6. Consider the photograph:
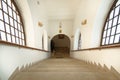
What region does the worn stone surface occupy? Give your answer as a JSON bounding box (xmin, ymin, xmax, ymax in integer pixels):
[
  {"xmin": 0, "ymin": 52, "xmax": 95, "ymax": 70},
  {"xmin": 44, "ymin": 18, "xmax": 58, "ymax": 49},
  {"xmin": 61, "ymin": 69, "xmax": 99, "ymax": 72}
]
[{"xmin": 13, "ymin": 58, "xmax": 119, "ymax": 80}]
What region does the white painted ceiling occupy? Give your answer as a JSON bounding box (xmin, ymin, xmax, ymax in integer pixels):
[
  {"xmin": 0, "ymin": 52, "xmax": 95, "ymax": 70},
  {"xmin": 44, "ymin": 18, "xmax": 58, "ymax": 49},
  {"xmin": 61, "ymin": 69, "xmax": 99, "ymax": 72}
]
[
  {"xmin": 33, "ymin": 0, "xmax": 81, "ymax": 20},
  {"xmin": 44, "ymin": 0, "xmax": 81, "ymax": 20}
]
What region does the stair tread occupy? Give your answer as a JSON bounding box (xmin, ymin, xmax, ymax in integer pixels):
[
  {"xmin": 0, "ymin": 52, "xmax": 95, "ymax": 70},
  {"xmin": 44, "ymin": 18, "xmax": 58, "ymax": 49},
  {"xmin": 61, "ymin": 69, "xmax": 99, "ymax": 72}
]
[{"xmin": 13, "ymin": 58, "xmax": 119, "ymax": 80}]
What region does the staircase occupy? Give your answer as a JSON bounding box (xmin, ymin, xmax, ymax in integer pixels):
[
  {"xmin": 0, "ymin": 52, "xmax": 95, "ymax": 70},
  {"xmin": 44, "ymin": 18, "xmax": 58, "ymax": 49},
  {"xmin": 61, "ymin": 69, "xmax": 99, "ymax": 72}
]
[{"xmin": 12, "ymin": 58, "xmax": 119, "ymax": 80}]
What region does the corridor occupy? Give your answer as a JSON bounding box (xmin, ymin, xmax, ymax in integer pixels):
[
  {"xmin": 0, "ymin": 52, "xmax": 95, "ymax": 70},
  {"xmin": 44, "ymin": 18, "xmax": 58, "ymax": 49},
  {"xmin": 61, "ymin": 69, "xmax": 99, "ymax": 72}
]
[
  {"xmin": 13, "ymin": 57, "xmax": 118, "ymax": 80},
  {"xmin": 0, "ymin": 0, "xmax": 120, "ymax": 80}
]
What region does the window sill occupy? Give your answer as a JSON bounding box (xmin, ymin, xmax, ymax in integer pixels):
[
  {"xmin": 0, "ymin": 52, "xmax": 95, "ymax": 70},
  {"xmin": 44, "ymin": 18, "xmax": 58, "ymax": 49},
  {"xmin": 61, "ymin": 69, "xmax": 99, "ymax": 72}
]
[
  {"xmin": 72, "ymin": 44, "xmax": 120, "ymax": 52},
  {"xmin": 0, "ymin": 40, "xmax": 50, "ymax": 52}
]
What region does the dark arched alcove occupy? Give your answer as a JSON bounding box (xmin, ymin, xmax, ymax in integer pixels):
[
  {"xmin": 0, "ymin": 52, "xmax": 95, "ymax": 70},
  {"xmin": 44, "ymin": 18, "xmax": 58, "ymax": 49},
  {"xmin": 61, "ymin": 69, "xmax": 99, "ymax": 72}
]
[{"xmin": 51, "ymin": 34, "xmax": 70, "ymax": 58}]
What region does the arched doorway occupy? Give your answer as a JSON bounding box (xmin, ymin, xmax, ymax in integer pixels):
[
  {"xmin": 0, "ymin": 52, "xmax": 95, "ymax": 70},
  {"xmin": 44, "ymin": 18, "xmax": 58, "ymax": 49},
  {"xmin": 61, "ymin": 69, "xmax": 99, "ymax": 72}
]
[{"xmin": 51, "ymin": 34, "xmax": 70, "ymax": 58}]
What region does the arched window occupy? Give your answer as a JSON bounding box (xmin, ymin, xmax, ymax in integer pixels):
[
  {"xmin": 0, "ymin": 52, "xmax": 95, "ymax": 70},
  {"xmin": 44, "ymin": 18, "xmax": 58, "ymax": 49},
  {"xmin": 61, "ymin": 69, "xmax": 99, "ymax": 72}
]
[
  {"xmin": 78, "ymin": 33, "xmax": 81, "ymax": 50},
  {"xmin": 42, "ymin": 34, "xmax": 44, "ymax": 50},
  {"xmin": 0, "ymin": 0, "xmax": 25, "ymax": 45},
  {"xmin": 101, "ymin": 0, "xmax": 120, "ymax": 45}
]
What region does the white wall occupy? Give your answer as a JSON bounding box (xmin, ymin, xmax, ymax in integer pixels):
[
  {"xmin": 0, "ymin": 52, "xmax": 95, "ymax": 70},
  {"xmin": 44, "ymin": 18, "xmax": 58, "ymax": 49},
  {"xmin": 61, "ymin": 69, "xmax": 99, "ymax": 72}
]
[
  {"xmin": 91, "ymin": 0, "xmax": 114, "ymax": 47},
  {"xmin": 0, "ymin": 0, "xmax": 50, "ymax": 80},
  {"xmin": 0, "ymin": 44, "xmax": 50, "ymax": 80},
  {"xmin": 27, "ymin": 0, "xmax": 49, "ymax": 49},
  {"xmin": 73, "ymin": 29, "xmax": 80, "ymax": 50},
  {"xmin": 71, "ymin": 48, "xmax": 120, "ymax": 73},
  {"xmin": 71, "ymin": 0, "xmax": 120, "ymax": 75},
  {"xmin": 43, "ymin": 30, "xmax": 48, "ymax": 50},
  {"xmin": 15, "ymin": 0, "xmax": 35, "ymax": 47},
  {"xmin": 73, "ymin": 0, "xmax": 101, "ymax": 49}
]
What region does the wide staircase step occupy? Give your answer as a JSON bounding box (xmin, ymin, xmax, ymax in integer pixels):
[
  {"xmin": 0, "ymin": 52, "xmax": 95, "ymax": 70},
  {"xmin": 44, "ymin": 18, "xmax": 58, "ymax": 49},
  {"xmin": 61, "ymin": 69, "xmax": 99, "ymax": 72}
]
[{"xmin": 13, "ymin": 58, "xmax": 119, "ymax": 80}]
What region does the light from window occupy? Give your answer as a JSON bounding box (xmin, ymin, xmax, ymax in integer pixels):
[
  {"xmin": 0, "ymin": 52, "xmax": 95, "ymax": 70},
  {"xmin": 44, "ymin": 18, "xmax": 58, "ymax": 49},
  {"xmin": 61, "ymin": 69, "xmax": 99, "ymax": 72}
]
[
  {"xmin": 0, "ymin": 0, "xmax": 25, "ymax": 45},
  {"xmin": 102, "ymin": 0, "xmax": 120, "ymax": 45},
  {"xmin": 78, "ymin": 33, "xmax": 81, "ymax": 50}
]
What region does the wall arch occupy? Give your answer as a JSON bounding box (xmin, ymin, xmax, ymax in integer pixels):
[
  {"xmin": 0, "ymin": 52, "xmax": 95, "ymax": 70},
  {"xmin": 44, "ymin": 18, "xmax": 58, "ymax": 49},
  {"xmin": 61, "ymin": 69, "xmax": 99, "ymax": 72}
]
[
  {"xmin": 73, "ymin": 29, "xmax": 81, "ymax": 50},
  {"xmin": 15, "ymin": 0, "xmax": 35, "ymax": 47},
  {"xmin": 91, "ymin": 0, "xmax": 115, "ymax": 48},
  {"xmin": 42, "ymin": 30, "xmax": 48, "ymax": 50},
  {"xmin": 51, "ymin": 34, "xmax": 70, "ymax": 49}
]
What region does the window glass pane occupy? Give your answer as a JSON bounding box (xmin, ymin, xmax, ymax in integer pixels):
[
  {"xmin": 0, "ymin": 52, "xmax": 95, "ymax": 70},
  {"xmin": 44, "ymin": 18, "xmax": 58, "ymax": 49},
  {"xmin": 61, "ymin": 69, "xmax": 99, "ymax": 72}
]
[
  {"xmin": 23, "ymin": 40, "xmax": 25, "ymax": 45},
  {"xmin": 114, "ymin": 6, "xmax": 119, "ymax": 16},
  {"xmin": 12, "ymin": 35, "xmax": 15, "ymax": 43},
  {"xmin": 103, "ymin": 31, "xmax": 106, "ymax": 37},
  {"xmin": 107, "ymin": 29, "xmax": 111, "ymax": 36},
  {"xmin": 2, "ymin": 1, "xmax": 8, "ymax": 13},
  {"xmin": 15, "ymin": 29, "xmax": 18, "ymax": 37},
  {"xmin": 113, "ymin": 16, "xmax": 118, "ymax": 26},
  {"xmin": 16, "ymin": 37, "xmax": 19, "ymax": 44},
  {"xmin": 108, "ymin": 20, "xmax": 112, "ymax": 28},
  {"xmin": 19, "ymin": 31, "xmax": 21, "ymax": 38},
  {"xmin": 109, "ymin": 36, "xmax": 114, "ymax": 44},
  {"xmin": 0, "ymin": 3, "xmax": 1, "ymax": 8},
  {"xmin": 3, "ymin": 0, "xmax": 6, "ymax": 2},
  {"xmin": 114, "ymin": 34, "xmax": 120, "ymax": 43},
  {"xmin": 7, "ymin": 0, "xmax": 11, "ymax": 7},
  {"xmin": 1, "ymin": 31, "xmax": 6, "ymax": 40},
  {"xmin": 17, "ymin": 15, "xmax": 20, "ymax": 23},
  {"xmin": 116, "ymin": 24, "xmax": 120, "ymax": 34},
  {"xmin": 7, "ymin": 33, "xmax": 11, "ymax": 42},
  {"xmin": 116, "ymin": 0, "xmax": 120, "ymax": 6},
  {"xmin": 11, "ymin": 27, "xmax": 14, "ymax": 35},
  {"xmin": 21, "ymin": 25, "xmax": 23, "ymax": 32},
  {"xmin": 13, "ymin": 11, "xmax": 16, "ymax": 20},
  {"xmin": 12, "ymin": 4, "xmax": 15, "ymax": 11},
  {"xmin": 105, "ymin": 22, "xmax": 108, "ymax": 30},
  {"xmin": 0, "ymin": 10, "xmax": 3, "ymax": 20},
  {"xmin": 0, "ymin": 31, "xmax": 1, "ymax": 39},
  {"xmin": 14, "ymin": 20, "xmax": 17, "ymax": 28},
  {"xmin": 102, "ymin": 38, "xmax": 105, "ymax": 45},
  {"xmin": 118, "ymin": 16, "xmax": 120, "ymax": 23},
  {"xmin": 10, "ymin": 17, "xmax": 13, "ymax": 26},
  {"xmin": 0, "ymin": 20, "xmax": 5, "ymax": 31},
  {"xmin": 8, "ymin": 7, "xmax": 12, "ymax": 17},
  {"xmin": 4, "ymin": 13, "xmax": 9, "ymax": 23},
  {"xmin": 6, "ymin": 23, "xmax": 10, "ymax": 33},
  {"xmin": 20, "ymin": 39, "xmax": 22, "ymax": 45},
  {"xmin": 18, "ymin": 24, "xmax": 21, "ymax": 31},
  {"xmin": 111, "ymin": 26, "xmax": 116, "ymax": 35},
  {"xmin": 105, "ymin": 37, "xmax": 109, "ymax": 44},
  {"xmin": 22, "ymin": 33, "xmax": 24, "ymax": 39},
  {"xmin": 109, "ymin": 10, "xmax": 114, "ymax": 19}
]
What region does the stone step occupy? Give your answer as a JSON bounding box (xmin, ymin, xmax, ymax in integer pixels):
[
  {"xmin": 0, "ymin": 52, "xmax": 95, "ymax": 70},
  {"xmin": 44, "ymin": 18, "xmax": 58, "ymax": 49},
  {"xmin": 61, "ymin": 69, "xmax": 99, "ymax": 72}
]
[{"xmin": 12, "ymin": 58, "xmax": 119, "ymax": 80}]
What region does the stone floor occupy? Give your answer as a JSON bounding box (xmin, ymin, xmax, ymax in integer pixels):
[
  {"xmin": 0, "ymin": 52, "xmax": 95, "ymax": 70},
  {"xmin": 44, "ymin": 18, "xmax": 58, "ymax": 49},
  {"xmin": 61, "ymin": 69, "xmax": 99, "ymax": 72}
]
[{"xmin": 13, "ymin": 58, "xmax": 119, "ymax": 80}]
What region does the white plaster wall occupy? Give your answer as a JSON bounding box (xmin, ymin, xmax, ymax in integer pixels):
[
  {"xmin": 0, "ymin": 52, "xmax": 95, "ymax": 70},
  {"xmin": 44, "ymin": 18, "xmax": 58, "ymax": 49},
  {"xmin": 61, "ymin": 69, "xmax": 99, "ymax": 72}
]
[
  {"xmin": 91, "ymin": 0, "xmax": 114, "ymax": 47},
  {"xmin": 71, "ymin": 0, "xmax": 120, "ymax": 75},
  {"xmin": 73, "ymin": 0, "xmax": 101, "ymax": 49},
  {"xmin": 0, "ymin": 44, "xmax": 50, "ymax": 80},
  {"xmin": 27, "ymin": 0, "xmax": 49, "ymax": 49},
  {"xmin": 73, "ymin": 29, "xmax": 80, "ymax": 50},
  {"xmin": 43, "ymin": 30, "xmax": 48, "ymax": 50},
  {"xmin": 15, "ymin": 0, "xmax": 35, "ymax": 47},
  {"xmin": 71, "ymin": 48, "xmax": 120, "ymax": 73},
  {"xmin": 0, "ymin": 1, "xmax": 50, "ymax": 80},
  {"xmin": 48, "ymin": 19, "xmax": 74, "ymax": 49}
]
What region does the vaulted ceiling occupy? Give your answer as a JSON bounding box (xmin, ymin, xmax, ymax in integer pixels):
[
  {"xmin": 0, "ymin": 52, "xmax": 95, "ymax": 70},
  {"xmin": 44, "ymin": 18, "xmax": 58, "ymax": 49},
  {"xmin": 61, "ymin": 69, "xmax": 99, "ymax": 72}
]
[
  {"xmin": 44, "ymin": 0, "xmax": 81, "ymax": 20},
  {"xmin": 27, "ymin": 0, "xmax": 82, "ymax": 20}
]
